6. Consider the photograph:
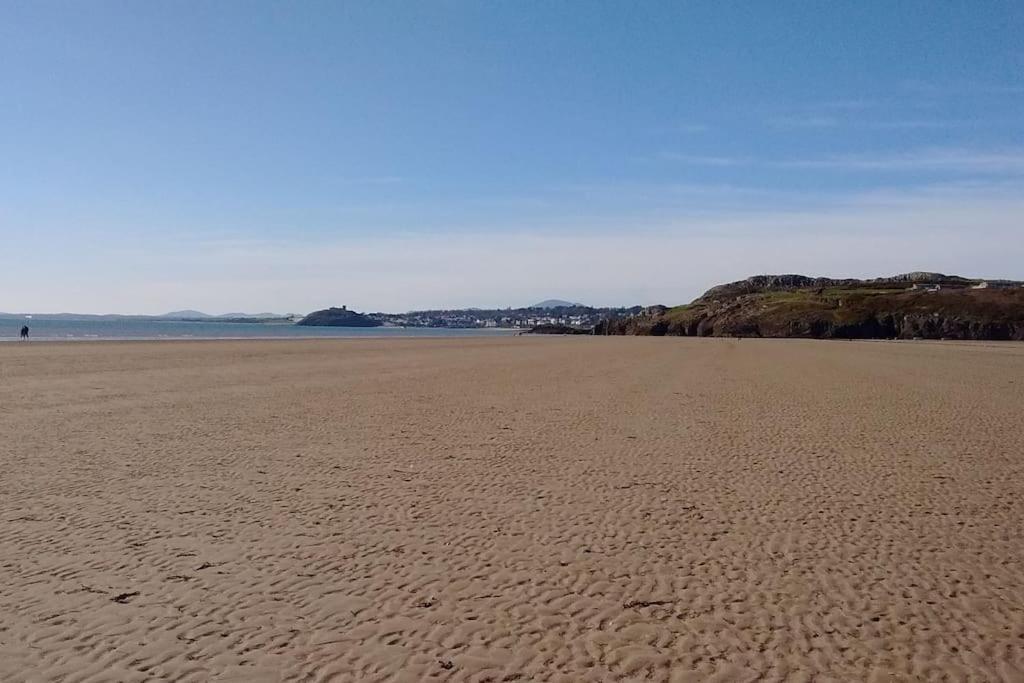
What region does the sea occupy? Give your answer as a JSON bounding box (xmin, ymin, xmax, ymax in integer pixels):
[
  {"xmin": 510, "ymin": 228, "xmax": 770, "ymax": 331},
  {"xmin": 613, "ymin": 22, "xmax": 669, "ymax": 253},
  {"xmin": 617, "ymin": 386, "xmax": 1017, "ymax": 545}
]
[{"xmin": 0, "ymin": 317, "xmax": 519, "ymax": 342}]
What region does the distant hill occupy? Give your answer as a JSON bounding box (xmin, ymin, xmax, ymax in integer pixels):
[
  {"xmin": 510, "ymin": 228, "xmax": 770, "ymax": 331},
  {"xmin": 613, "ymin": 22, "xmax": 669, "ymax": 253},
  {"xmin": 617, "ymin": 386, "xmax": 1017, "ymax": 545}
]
[
  {"xmin": 531, "ymin": 299, "xmax": 582, "ymax": 309},
  {"xmin": 219, "ymin": 312, "xmax": 287, "ymax": 319},
  {"xmin": 160, "ymin": 310, "xmax": 213, "ymax": 319},
  {"xmin": 296, "ymin": 306, "xmax": 381, "ymax": 327},
  {"xmin": 595, "ymin": 273, "xmax": 1024, "ymax": 340},
  {"xmin": 160, "ymin": 311, "xmax": 292, "ymax": 320}
]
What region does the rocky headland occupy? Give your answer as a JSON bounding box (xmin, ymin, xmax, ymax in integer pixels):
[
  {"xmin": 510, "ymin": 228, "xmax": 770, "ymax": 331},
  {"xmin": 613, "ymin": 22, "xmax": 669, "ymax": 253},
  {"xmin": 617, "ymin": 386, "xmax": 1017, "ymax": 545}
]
[{"xmin": 595, "ymin": 273, "xmax": 1024, "ymax": 340}]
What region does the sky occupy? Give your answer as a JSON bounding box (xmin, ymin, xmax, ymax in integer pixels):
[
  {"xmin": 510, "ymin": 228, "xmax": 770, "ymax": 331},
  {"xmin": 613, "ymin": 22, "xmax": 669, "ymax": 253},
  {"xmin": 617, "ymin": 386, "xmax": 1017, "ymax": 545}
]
[{"xmin": 1, "ymin": 1, "xmax": 1022, "ymax": 314}]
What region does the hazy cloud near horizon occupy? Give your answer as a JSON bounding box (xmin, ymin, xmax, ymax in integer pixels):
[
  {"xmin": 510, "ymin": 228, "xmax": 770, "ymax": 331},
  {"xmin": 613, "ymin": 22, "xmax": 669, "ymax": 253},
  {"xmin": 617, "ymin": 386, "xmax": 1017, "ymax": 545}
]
[{"xmin": 4, "ymin": 184, "xmax": 1021, "ymax": 315}]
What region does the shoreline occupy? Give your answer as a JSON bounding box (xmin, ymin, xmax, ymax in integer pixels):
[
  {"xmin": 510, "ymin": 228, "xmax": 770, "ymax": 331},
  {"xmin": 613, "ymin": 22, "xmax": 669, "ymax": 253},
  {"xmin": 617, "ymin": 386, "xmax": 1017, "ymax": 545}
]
[
  {"xmin": 3, "ymin": 333, "xmax": 1022, "ymax": 348},
  {"xmin": 0, "ymin": 328, "xmax": 522, "ymax": 344}
]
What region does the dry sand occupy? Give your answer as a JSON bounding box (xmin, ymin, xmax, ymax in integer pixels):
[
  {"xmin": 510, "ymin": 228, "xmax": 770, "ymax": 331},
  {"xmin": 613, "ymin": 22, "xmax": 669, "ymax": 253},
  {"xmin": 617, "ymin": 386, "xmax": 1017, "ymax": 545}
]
[{"xmin": 1, "ymin": 337, "xmax": 1023, "ymax": 682}]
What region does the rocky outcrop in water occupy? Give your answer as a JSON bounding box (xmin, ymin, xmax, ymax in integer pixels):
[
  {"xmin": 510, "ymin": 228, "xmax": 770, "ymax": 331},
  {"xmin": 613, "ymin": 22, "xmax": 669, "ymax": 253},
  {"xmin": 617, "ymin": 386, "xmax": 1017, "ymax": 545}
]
[{"xmin": 296, "ymin": 306, "xmax": 381, "ymax": 327}]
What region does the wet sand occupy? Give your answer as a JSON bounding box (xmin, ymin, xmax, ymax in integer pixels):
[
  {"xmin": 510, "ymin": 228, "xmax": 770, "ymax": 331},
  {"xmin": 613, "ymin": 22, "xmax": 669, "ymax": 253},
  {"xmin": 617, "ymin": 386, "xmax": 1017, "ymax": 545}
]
[{"xmin": 1, "ymin": 337, "xmax": 1023, "ymax": 682}]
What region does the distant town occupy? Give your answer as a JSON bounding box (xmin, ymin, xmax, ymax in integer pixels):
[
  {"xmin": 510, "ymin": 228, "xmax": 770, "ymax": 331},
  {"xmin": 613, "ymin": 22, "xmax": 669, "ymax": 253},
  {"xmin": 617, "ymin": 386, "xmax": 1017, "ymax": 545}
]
[{"xmin": 363, "ymin": 303, "xmax": 641, "ymax": 329}]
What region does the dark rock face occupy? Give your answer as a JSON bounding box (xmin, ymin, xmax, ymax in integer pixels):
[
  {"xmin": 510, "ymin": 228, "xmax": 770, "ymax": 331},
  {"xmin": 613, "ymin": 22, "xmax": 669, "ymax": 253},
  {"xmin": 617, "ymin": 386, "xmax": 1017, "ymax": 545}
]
[
  {"xmin": 528, "ymin": 324, "xmax": 592, "ymax": 335},
  {"xmin": 597, "ymin": 274, "xmax": 1024, "ymax": 341},
  {"xmin": 296, "ymin": 307, "xmax": 381, "ymax": 327}
]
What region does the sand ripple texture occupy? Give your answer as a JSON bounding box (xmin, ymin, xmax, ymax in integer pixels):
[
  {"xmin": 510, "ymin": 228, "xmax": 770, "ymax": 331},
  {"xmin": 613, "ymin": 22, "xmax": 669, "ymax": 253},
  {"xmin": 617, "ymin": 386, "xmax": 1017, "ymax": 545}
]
[{"xmin": 1, "ymin": 337, "xmax": 1023, "ymax": 682}]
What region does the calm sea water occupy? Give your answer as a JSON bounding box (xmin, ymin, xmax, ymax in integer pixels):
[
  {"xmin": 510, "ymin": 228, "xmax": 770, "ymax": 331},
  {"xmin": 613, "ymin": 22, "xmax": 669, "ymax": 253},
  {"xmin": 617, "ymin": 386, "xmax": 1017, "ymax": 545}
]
[{"xmin": 0, "ymin": 318, "xmax": 519, "ymax": 341}]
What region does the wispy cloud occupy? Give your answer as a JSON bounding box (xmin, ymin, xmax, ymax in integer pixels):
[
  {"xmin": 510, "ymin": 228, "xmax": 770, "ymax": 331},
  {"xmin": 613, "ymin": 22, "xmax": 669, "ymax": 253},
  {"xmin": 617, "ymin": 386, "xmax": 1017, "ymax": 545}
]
[
  {"xmin": 659, "ymin": 153, "xmax": 751, "ymax": 166},
  {"xmin": 333, "ymin": 175, "xmax": 405, "ymax": 185},
  {"xmin": 815, "ymin": 99, "xmax": 879, "ymax": 111},
  {"xmin": 780, "ymin": 148, "xmax": 1024, "ymax": 173},
  {"xmin": 861, "ymin": 120, "xmax": 964, "ymax": 130},
  {"xmin": 763, "ymin": 93, "xmax": 994, "ymax": 130},
  {"xmin": 768, "ymin": 115, "xmax": 840, "ymax": 129},
  {"xmin": 662, "ymin": 147, "xmax": 1024, "ymax": 174},
  {"xmin": 903, "ymin": 79, "xmax": 1024, "ymax": 96},
  {"xmin": 676, "ymin": 123, "xmax": 711, "ymax": 134},
  {"xmin": 767, "ymin": 111, "xmax": 965, "ymax": 131}
]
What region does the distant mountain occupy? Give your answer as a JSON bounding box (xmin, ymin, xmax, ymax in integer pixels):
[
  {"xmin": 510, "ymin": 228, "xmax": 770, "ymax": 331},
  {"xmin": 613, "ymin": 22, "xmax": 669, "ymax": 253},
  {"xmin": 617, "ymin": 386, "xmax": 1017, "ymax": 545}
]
[
  {"xmin": 296, "ymin": 306, "xmax": 381, "ymax": 328},
  {"xmin": 159, "ymin": 311, "xmax": 290, "ymax": 320},
  {"xmin": 219, "ymin": 312, "xmax": 286, "ymax": 319},
  {"xmin": 596, "ymin": 272, "xmax": 1024, "ymax": 340},
  {"xmin": 531, "ymin": 299, "xmax": 582, "ymax": 309},
  {"xmin": 160, "ymin": 310, "xmax": 213, "ymax": 319}
]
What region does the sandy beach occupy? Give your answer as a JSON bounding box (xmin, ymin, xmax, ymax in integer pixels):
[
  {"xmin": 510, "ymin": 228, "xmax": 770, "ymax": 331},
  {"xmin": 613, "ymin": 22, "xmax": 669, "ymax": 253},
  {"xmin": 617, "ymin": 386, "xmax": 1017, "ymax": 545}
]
[{"xmin": 1, "ymin": 337, "xmax": 1023, "ymax": 682}]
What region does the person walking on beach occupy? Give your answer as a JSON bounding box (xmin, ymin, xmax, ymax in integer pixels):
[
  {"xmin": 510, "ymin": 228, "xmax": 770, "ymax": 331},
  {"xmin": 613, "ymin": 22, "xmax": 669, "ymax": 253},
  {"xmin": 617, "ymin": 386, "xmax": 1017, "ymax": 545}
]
[{"xmin": 20, "ymin": 325, "xmax": 29, "ymax": 340}]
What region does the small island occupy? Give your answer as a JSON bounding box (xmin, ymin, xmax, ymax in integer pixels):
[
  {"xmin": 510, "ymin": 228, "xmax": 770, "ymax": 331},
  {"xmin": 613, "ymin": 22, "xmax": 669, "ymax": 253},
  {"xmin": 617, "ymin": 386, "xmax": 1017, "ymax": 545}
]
[{"xmin": 295, "ymin": 306, "xmax": 381, "ymax": 327}]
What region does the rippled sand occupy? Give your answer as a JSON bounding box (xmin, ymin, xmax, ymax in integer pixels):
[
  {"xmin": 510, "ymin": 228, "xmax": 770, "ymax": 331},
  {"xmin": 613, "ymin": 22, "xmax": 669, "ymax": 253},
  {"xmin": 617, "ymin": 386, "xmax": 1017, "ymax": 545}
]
[{"xmin": 2, "ymin": 337, "xmax": 1023, "ymax": 682}]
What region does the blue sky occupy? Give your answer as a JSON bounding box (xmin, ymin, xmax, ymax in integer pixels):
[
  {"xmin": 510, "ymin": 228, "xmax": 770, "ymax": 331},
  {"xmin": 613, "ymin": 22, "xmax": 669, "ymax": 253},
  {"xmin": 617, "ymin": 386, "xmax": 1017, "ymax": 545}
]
[{"xmin": 1, "ymin": 1, "xmax": 1022, "ymax": 313}]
